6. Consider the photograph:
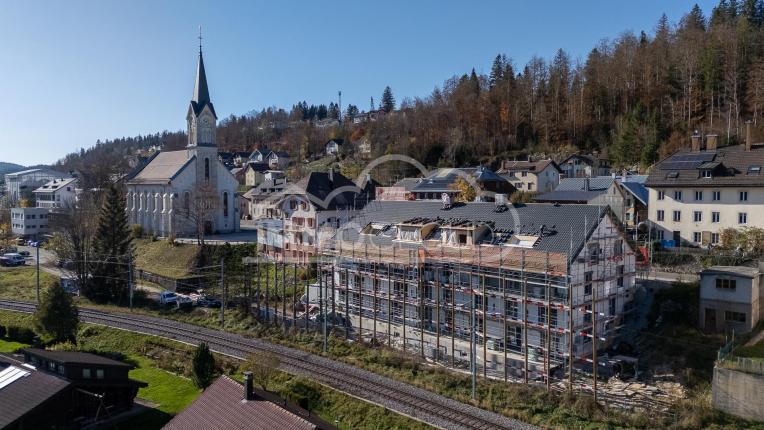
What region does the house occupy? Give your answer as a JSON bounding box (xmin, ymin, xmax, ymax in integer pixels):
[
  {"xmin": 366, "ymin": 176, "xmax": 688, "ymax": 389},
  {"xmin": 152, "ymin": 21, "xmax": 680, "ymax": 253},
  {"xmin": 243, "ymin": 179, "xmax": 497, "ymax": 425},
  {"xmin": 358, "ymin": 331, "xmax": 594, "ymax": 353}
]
[
  {"xmin": 699, "ymin": 264, "xmax": 764, "ymax": 333},
  {"xmin": 354, "ymin": 136, "xmax": 373, "ymax": 159},
  {"xmin": 241, "ymin": 178, "xmax": 289, "ymax": 220},
  {"xmin": 0, "ymin": 353, "xmax": 72, "ymax": 430},
  {"xmin": 645, "ymin": 130, "xmax": 764, "ymax": 247},
  {"xmin": 264, "ymin": 170, "xmax": 285, "ymax": 182},
  {"xmin": 559, "ymin": 153, "xmax": 612, "ymax": 178},
  {"xmin": 163, "ymin": 373, "xmax": 336, "ymax": 430},
  {"xmin": 325, "ymin": 139, "xmax": 344, "ymax": 156},
  {"xmin": 375, "ymin": 177, "xmax": 418, "ymax": 201},
  {"xmin": 229, "ymin": 167, "xmax": 246, "ymax": 185},
  {"xmin": 618, "ymin": 175, "xmax": 649, "ymax": 227},
  {"xmin": 218, "ymin": 151, "xmax": 234, "ymax": 168},
  {"xmin": 232, "ymin": 151, "xmax": 253, "ymax": 167},
  {"xmin": 409, "ymin": 166, "xmax": 515, "ymax": 202},
  {"xmin": 4, "ymin": 168, "xmax": 71, "ymax": 203},
  {"xmin": 266, "ymin": 150, "xmax": 291, "ymax": 169},
  {"xmin": 244, "ymin": 162, "xmax": 271, "ymax": 186},
  {"xmin": 32, "ymin": 177, "xmax": 78, "ymax": 209},
  {"xmin": 534, "ymin": 176, "xmax": 628, "ymax": 224},
  {"xmin": 249, "ymin": 147, "xmax": 271, "ymax": 163},
  {"xmin": 126, "ymin": 45, "xmax": 240, "ymax": 237},
  {"xmin": 324, "ymin": 200, "xmax": 635, "ymax": 383},
  {"xmin": 498, "ymin": 159, "xmax": 561, "ymax": 193},
  {"xmin": 10, "ymin": 207, "xmax": 51, "ymax": 239}
]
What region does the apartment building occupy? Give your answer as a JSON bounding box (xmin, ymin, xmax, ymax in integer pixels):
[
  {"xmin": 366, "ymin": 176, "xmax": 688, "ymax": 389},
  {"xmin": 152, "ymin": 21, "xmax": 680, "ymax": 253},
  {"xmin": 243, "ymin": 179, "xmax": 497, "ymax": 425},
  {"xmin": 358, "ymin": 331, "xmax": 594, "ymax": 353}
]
[
  {"xmin": 10, "ymin": 207, "xmax": 52, "ymax": 239},
  {"xmin": 32, "ymin": 177, "xmax": 77, "ymax": 209},
  {"xmin": 498, "ymin": 160, "xmax": 561, "ymax": 193},
  {"xmin": 645, "ymin": 134, "xmax": 764, "ymax": 246},
  {"xmin": 319, "ymin": 200, "xmax": 636, "ymax": 385}
]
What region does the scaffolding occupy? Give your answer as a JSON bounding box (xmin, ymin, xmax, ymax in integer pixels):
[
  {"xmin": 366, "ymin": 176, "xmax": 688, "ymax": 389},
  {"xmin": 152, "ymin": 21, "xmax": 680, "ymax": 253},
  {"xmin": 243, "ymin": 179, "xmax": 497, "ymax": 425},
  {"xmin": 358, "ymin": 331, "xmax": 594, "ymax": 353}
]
[{"xmin": 315, "ymin": 211, "xmax": 637, "ymax": 394}]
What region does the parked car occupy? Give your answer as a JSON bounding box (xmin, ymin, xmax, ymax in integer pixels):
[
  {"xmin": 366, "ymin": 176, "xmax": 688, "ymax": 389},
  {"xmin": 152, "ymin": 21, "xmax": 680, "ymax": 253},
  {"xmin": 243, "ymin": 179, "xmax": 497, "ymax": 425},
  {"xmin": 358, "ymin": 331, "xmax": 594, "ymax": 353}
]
[
  {"xmin": 196, "ymin": 295, "xmax": 221, "ymax": 308},
  {"xmin": 2, "ymin": 253, "xmax": 26, "ymax": 266},
  {"xmin": 18, "ymin": 250, "xmax": 30, "ymax": 257},
  {"xmin": 158, "ymin": 291, "xmax": 177, "ymax": 306},
  {"xmin": 0, "ymin": 257, "xmax": 12, "ymax": 267},
  {"xmin": 176, "ymin": 294, "xmax": 193, "ymax": 309},
  {"xmin": 15, "ymin": 238, "xmax": 25, "ymax": 246}
]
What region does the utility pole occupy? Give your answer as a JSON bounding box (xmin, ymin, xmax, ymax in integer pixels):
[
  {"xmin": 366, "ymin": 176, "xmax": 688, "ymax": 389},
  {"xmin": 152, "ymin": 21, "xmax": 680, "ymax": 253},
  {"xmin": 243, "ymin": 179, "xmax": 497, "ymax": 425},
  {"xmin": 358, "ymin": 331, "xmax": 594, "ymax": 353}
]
[
  {"xmin": 128, "ymin": 253, "xmax": 133, "ymax": 311},
  {"xmin": 35, "ymin": 244, "xmax": 40, "ymax": 304},
  {"xmin": 219, "ymin": 258, "xmax": 226, "ymax": 326}
]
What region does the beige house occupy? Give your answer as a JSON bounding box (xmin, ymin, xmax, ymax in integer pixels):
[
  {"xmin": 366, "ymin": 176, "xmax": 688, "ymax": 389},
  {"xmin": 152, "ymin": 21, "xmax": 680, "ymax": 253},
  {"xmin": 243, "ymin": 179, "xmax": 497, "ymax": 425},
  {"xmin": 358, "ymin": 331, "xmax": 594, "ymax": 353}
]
[
  {"xmin": 645, "ymin": 133, "xmax": 764, "ymax": 246},
  {"xmin": 699, "ymin": 264, "xmax": 764, "ymax": 333},
  {"xmin": 499, "ymin": 160, "xmax": 561, "ymax": 193},
  {"xmin": 243, "ymin": 162, "xmax": 269, "ymax": 186}
]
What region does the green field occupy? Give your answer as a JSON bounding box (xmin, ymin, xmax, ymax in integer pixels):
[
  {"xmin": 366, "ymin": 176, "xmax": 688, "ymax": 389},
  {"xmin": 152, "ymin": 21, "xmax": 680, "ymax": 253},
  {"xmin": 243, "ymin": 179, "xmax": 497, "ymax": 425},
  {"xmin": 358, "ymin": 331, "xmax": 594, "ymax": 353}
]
[
  {"xmin": 0, "ymin": 338, "xmax": 29, "ymax": 353},
  {"xmin": 0, "ymin": 266, "xmax": 59, "ymax": 301},
  {"xmin": 133, "ymin": 239, "xmax": 200, "ymax": 279}
]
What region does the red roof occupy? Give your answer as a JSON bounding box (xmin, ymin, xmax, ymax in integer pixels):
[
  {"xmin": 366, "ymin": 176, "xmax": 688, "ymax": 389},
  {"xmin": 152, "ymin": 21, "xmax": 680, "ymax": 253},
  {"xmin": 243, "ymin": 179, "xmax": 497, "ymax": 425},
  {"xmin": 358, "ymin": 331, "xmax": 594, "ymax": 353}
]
[{"xmin": 162, "ymin": 375, "xmax": 320, "ymax": 430}]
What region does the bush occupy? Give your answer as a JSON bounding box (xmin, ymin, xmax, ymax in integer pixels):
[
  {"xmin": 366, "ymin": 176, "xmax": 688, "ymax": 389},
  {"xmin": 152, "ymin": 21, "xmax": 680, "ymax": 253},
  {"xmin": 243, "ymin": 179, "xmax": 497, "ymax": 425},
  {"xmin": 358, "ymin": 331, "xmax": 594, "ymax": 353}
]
[
  {"xmin": 652, "ymin": 252, "xmax": 694, "ymax": 266},
  {"xmin": 6, "ymin": 325, "xmax": 36, "ymax": 344},
  {"xmin": 130, "ymin": 224, "xmax": 143, "ymax": 239},
  {"xmin": 0, "ymin": 325, "xmax": 5, "ymax": 338}
]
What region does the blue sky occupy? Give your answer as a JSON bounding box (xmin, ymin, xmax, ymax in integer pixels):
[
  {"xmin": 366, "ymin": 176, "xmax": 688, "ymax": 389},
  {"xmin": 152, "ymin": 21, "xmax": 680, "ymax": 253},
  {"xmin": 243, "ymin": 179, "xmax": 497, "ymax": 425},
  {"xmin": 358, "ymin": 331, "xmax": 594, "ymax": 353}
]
[{"xmin": 0, "ymin": 0, "xmax": 717, "ymax": 166}]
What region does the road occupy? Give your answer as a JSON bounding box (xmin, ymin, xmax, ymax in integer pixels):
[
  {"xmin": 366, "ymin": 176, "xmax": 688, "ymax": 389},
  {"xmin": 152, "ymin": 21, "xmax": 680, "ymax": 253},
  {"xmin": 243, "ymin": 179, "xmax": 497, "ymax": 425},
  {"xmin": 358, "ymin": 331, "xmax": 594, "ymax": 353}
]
[{"xmin": 0, "ymin": 299, "xmax": 538, "ymax": 430}]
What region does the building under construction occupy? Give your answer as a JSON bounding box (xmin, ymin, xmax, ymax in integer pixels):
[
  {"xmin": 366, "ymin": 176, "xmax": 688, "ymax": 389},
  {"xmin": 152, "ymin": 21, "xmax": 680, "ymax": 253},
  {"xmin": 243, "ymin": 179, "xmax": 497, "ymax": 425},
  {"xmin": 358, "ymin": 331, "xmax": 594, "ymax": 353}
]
[{"xmin": 318, "ymin": 200, "xmax": 636, "ymax": 389}]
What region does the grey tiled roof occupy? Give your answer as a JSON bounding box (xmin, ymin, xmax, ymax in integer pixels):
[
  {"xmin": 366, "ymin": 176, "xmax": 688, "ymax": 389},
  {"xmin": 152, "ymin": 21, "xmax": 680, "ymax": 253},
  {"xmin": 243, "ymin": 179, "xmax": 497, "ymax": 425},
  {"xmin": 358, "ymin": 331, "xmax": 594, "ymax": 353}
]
[
  {"xmin": 127, "ymin": 150, "xmax": 193, "ymax": 184},
  {"xmin": 555, "ymin": 176, "xmax": 614, "ymax": 191},
  {"xmin": 341, "ymin": 200, "xmax": 605, "ymax": 255},
  {"xmin": 645, "ymin": 144, "xmax": 764, "ymax": 187},
  {"xmin": 534, "ymin": 190, "xmax": 603, "ymax": 202}
]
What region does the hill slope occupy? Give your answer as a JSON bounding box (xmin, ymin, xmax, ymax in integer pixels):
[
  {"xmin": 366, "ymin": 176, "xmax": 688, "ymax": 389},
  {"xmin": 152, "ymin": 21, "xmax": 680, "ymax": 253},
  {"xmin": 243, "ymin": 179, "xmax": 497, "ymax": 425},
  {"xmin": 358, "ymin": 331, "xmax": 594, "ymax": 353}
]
[{"xmin": 0, "ymin": 162, "xmax": 25, "ymax": 176}]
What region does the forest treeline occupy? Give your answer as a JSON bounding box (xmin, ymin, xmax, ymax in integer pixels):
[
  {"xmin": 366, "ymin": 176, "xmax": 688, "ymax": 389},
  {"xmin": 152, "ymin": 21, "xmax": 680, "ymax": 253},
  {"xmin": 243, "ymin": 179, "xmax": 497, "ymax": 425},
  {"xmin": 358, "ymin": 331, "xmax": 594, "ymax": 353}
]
[{"xmin": 56, "ymin": 1, "xmax": 764, "ymax": 185}]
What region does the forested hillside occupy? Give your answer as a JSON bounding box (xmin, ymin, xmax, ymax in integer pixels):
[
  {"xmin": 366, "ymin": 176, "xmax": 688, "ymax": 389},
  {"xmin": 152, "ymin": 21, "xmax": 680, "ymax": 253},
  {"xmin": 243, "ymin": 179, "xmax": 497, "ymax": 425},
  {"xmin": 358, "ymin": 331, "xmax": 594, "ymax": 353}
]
[{"xmin": 56, "ymin": 1, "xmax": 764, "ymax": 182}]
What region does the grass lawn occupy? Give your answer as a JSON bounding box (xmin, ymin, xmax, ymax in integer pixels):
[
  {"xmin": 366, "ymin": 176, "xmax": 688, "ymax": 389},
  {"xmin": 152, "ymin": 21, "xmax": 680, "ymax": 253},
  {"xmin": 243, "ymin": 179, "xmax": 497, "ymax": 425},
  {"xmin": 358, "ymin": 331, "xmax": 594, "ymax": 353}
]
[
  {"xmin": 735, "ymin": 338, "xmax": 764, "ymax": 358},
  {"xmin": 0, "ymin": 338, "xmax": 29, "ymax": 353},
  {"xmin": 129, "ymin": 355, "xmax": 200, "ymax": 414},
  {"xmin": 134, "ymin": 239, "xmax": 199, "ymax": 279},
  {"xmin": 0, "ymin": 266, "xmax": 59, "ymax": 301}
]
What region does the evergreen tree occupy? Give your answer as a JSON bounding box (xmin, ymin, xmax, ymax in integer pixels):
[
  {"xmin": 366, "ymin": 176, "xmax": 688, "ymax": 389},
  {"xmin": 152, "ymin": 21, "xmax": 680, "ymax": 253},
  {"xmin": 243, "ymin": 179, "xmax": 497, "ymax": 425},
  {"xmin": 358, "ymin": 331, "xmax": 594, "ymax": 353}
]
[
  {"xmin": 328, "ymin": 102, "xmax": 340, "ymax": 120},
  {"xmin": 316, "ymin": 104, "xmax": 328, "ymax": 120},
  {"xmin": 192, "ymin": 342, "xmax": 216, "ymax": 389},
  {"xmin": 469, "ymin": 68, "xmax": 481, "ymax": 95},
  {"xmin": 381, "ymin": 86, "xmax": 395, "ymax": 113},
  {"xmin": 86, "ymin": 185, "xmax": 133, "ymax": 304},
  {"xmin": 489, "ymin": 54, "xmax": 506, "ymax": 88},
  {"xmin": 345, "ymin": 104, "xmax": 359, "ymax": 119},
  {"xmin": 33, "ymin": 283, "xmax": 79, "ymax": 343}
]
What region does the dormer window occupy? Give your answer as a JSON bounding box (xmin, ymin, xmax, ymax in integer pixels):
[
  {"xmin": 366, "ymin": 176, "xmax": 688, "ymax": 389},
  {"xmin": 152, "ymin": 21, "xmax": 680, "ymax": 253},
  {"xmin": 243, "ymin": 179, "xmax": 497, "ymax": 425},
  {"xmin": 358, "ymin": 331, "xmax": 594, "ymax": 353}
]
[
  {"xmin": 701, "ymin": 170, "xmax": 712, "ymax": 178},
  {"xmin": 748, "ymin": 165, "xmax": 761, "ymax": 175},
  {"xmin": 667, "ymin": 172, "xmax": 679, "ymax": 179}
]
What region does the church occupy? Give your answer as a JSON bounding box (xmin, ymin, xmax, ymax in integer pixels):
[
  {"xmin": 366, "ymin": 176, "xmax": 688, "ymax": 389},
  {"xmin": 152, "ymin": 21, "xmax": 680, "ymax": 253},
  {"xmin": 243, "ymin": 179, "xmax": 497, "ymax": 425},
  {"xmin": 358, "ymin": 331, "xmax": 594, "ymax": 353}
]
[{"xmin": 126, "ymin": 43, "xmax": 240, "ymax": 237}]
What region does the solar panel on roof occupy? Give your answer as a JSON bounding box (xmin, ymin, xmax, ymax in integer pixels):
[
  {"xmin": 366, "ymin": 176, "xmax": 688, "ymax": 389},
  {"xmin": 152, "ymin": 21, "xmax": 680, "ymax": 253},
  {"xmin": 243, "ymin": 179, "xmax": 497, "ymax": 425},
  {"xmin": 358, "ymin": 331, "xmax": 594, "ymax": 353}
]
[{"xmin": 0, "ymin": 366, "xmax": 30, "ymax": 390}]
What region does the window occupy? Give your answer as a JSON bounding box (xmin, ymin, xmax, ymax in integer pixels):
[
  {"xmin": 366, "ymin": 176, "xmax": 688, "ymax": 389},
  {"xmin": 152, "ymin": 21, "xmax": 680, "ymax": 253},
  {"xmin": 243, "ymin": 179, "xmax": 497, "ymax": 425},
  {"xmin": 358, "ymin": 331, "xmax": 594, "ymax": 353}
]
[
  {"xmin": 658, "ymin": 191, "xmax": 665, "ymax": 200},
  {"xmin": 521, "ymin": 171, "xmax": 527, "ymax": 177},
  {"xmin": 223, "ymin": 192, "xmax": 229, "ymax": 217},
  {"xmin": 657, "ymin": 230, "xmax": 665, "ymax": 240},
  {"xmin": 739, "ymin": 213, "xmax": 747, "ymax": 224},
  {"xmin": 673, "ymin": 210, "xmax": 681, "ymax": 222},
  {"xmin": 712, "ymin": 212, "xmax": 720, "ymax": 223},
  {"xmin": 204, "ymin": 158, "xmax": 210, "ymax": 181},
  {"xmin": 711, "ymin": 233, "xmax": 720, "ymax": 244},
  {"xmin": 695, "ymin": 191, "xmax": 703, "ymax": 201},
  {"xmin": 716, "ymin": 278, "xmax": 737, "ymax": 290},
  {"xmin": 693, "ymin": 232, "xmax": 702, "ymax": 243},
  {"xmin": 83, "ymin": 368, "xmax": 91, "ymax": 378},
  {"xmin": 674, "ymin": 191, "xmax": 682, "ymax": 201},
  {"xmin": 693, "ymin": 211, "xmax": 702, "ymax": 222},
  {"xmin": 748, "ymin": 165, "xmax": 761, "ymax": 175},
  {"xmin": 657, "ymin": 210, "xmax": 665, "ymax": 221},
  {"xmin": 712, "ymin": 190, "xmax": 721, "ymax": 201},
  {"xmin": 183, "ymin": 192, "xmax": 190, "ymax": 214},
  {"xmin": 740, "ymin": 191, "xmax": 748, "ymax": 201},
  {"xmin": 48, "ymin": 361, "xmax": 56, "ymax": 371},
  {"xmin": 609, "ymin": 297, "xmax": 616, "ymax": 316},
  {"xmin": 584, "ymin": 305, "xmax": 592, "ymax": 324},
  {"xmin": 725, "ymin": 311, "xmax": 746, "ymax": 323},
  {"xmin": 96, "ymin": 369, "xmax": 104, "ymax": 379},
  {"xmin": 701, "ymin": 170, "xmax": 712, "ymax": 178},
  {"xmin": 584, "ymin": 271, "xmax": 593, "ymax": 295}
]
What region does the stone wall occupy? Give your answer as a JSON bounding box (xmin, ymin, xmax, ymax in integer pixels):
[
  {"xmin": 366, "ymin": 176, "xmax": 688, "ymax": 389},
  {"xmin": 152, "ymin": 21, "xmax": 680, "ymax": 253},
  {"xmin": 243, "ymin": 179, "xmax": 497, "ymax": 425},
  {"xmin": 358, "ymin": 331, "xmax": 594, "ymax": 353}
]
[{"xmin": 713, "ymin": 366, "xmax": 764, "ymax": 422}]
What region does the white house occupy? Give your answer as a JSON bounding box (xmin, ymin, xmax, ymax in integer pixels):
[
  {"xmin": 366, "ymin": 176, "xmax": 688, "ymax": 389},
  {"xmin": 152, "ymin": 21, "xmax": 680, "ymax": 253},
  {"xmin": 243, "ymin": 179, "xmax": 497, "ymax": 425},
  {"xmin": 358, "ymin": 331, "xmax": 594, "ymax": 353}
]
[
  {"xmin": 266, "ymin": 151, "xmax": 291, "ymax": 169},
  {"xmin": 10, "ymin": 207, "xmax": 51, "ymax": 239},
  {"xmin": 325, "ymin": 139, "xmax": 344, "ymax": 156},
  {"xmin": 699, "ymin": 264, "xmax": 764, "ymax": 333},
  {"xmin": 499, "ymin": 160, "xmax": 561, "ymax": 193},
  {"xmin": 125, "ymin": 44, "xmax": 239, "ymax": 237},
  {"xmin": 645, "ymin": 134, "xmax": 764, "ymax": 246},
  {"xmin": 32, "ymin": 178, "xmax": 78, "ymax": 209},
  {"xmin": 559, "ymin": 154, "xmax": 612, "ymax": 178}
]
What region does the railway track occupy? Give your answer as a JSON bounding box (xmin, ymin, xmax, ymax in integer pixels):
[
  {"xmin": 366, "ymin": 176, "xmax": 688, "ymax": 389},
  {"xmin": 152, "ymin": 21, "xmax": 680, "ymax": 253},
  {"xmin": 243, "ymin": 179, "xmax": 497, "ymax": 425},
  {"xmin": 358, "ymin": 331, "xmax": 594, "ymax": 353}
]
[{"xmin": 0, "ymin": 299, "xmax": 537, "ymax": 430}]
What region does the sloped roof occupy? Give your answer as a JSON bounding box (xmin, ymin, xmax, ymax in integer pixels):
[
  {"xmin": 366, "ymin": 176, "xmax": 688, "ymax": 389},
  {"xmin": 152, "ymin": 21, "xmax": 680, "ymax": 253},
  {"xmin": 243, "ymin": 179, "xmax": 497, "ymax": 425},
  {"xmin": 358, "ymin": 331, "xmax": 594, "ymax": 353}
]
[
  {"xmin": 341, "ymin": 200, "xmax": 605, "ymax": 255},
  {"xmin": 190, "ymin": 51, "xmax": 216, "ymax": 118},
  {"xmin": 411, "ymin": 167, "xmax": 507, "ymax": 193},
  {"xmin": 645, "ymin": 144, "xmax": 764, "ymax": 187},
  {"xmin": 534, "ymin": 190, "xmax": 604, "ymax": 202},
  {"xmin": 127, "ymin": 150, "xmax": 193, "ymax": 184},
  {"xmin": 0, "ymin": 355, "xmax": 71, "ymax": 429},
  {"xmin": 32, "ymin": 177, "xmax": 77, "ymax": 193},
  {"xmin": 163, "ymin": 375, "xmax": 323, "ymax": 430},
  {"xmin": 294, "ymin": 171, "xmax": 362, "ymax": 210},
  {"xmin": 620, "ymin": 180, "xmax": 648, "ymax": 205}
]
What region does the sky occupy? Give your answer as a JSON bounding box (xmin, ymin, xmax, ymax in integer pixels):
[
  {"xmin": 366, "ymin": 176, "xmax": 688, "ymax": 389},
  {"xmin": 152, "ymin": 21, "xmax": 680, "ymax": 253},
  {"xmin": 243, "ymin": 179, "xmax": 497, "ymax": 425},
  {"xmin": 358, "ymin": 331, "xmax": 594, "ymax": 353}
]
[{"xmin": 0, "ymin": 0, "xmax": 718, "ymax": 166}]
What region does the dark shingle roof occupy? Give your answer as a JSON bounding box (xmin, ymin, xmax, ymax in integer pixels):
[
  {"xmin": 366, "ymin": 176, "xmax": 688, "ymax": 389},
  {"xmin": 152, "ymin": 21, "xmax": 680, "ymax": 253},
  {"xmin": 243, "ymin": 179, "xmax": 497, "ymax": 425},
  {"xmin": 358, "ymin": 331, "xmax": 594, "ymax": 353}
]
[
  {"xmin": 163, "ymin": 375, "xmax": 326, "ymax": 430},
  {"xmin": 645, "ymin": 144, "xmax": 764, "ymax": 187},
  {"xmin": 410, "ymin": 167, "xmax": 508, "ymax": 193},
  {"xmin": 555, "ymin": 176, "xmax": 614, "ymax": 191},
  {"xmin": 342, "ymin": 200, "xmax": 605, "ymax": 255},
  {"xmin": 0, "ymin": 355, "xmax": 71, "ymax": 429},
  {"xmin": 500, "ymin": 160, "xmax": 561, "ymax": 174},
  {"xmin": 620, "ymin": 180, "xmax": 648, "ymax": 205},
  {"xmin": 22, "ymin": 349, "xmax": 133, "ymax": 368},
  {"xmin": 294, "ymin": 171, "xmax": 364, "ymax": 210},
  {"xmin": 534, "ymin": 190, "xmax": 603, "ymax": 202}
]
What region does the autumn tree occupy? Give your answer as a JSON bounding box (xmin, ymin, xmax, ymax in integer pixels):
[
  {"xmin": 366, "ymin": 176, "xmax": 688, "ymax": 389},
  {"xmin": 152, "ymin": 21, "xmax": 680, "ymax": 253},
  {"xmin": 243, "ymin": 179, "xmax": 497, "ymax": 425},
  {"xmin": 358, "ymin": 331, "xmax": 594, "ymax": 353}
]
[{"xmin": 450, "ymin": 177, "xmax": 477, "ymax": 203}]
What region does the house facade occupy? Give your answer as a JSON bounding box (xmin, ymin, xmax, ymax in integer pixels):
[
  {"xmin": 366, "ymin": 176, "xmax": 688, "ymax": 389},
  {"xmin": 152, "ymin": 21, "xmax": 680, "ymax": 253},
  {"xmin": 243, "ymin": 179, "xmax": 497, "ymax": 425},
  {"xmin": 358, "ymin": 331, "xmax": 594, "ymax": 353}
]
[
  {"xmin": 10, "ymin": 207, "xmax": 51, "ymax": 239},
  {"xmin": 325, "ymin": 139, "xmax": 344, "ymax": 156},
  {"xmin": 32, "ymin": 177, "xmax": 78, "ymax": 209},
  {"xmin": 699, "ymin": 265, "xmax": 763, "ymax": 333},
  {"xmin": 499, "ymin": 160, "xmax": 561, "ymax": 193},
  {"xmin": 645, "ymin": 136, "xmax": 764, "ymax": 246},
  {"xmin": 125, "ymin": 45, "xmax": 239, "ymax": 237},
  {"xmin": 559, "ymin": 154, "xmax": 612, "ymax": 178},
  {"xmin": 4, "ymin": 168, "xmax": 70, "ymax": 203}
]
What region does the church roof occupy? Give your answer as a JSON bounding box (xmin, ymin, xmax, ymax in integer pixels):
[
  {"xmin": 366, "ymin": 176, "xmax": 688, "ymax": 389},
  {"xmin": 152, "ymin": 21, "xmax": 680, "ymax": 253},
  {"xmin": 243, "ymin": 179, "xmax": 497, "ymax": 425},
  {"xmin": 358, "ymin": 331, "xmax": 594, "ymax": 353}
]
[
  {"xmin": 190, "ymin": 50, "xmax": 216, "ymax": 118},
  {"xmin": 127, "ymin": 150, "xmax": 194, "ymax": 185}
]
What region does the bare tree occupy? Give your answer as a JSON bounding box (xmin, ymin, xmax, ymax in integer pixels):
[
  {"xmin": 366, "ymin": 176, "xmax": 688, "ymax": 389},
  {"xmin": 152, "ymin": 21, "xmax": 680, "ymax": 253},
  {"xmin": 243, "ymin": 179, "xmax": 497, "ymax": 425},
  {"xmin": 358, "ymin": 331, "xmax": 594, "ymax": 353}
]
[
  {"xmin": 49, "ymin": 192, "xmax": 100, "ymax": 288},
  {"xmin": 182, "ymin": 183, "xmax": 220, "ymax": 246},
  {"xmin": 241, "ymin": 351, "xmax": 281, "ymax": 391}
]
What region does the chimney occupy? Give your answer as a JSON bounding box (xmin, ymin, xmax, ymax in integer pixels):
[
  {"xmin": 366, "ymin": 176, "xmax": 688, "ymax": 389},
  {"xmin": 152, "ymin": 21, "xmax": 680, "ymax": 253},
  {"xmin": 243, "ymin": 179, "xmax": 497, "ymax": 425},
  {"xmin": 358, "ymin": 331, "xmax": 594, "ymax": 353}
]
[
  {"xmin": 243, "ymin": 371, "xmax": 254, "ymax": 401},
  {"xmin": 706, "ymin": 134, "xmax": 718, "ymax": 151},
  {"xmin": 691, "ymin": 131, "xmax": 701, "ymax": 152},
  {"xmin": 746, "ymin": 120, "xmax": 753, "ymax": 151},
  {"xmin": 584, "ymin": 177, "xmax": 590, "ymax": 191}
]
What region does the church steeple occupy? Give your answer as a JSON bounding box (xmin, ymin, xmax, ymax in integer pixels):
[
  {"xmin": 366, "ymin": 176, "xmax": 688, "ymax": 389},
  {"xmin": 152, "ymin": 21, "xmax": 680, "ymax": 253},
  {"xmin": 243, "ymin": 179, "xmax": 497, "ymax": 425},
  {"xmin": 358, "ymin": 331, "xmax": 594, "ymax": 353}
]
[
  {"xmin": 193, "ymin": 32, "xmax": 210, "ymax": 106},
  {"xmin": 187, "ymin": 28, "xmax": 217, "ymax": 148}
]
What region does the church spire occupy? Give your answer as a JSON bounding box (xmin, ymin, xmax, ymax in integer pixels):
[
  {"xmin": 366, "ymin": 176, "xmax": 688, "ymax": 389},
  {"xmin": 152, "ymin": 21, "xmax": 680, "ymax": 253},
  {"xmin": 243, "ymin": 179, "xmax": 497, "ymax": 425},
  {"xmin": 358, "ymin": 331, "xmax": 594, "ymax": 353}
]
[{"xmin": 193, "ymin": 26, "xmax": 210, "ymax": 106}]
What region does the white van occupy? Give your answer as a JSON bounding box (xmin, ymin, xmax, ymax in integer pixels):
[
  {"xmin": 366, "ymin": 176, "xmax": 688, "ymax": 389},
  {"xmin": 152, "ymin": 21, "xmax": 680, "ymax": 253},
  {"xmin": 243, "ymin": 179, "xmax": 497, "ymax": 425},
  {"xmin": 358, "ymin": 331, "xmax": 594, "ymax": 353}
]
[{"xmin": 2, "ymin": 253, "xmax": 26, "ymax": 266}]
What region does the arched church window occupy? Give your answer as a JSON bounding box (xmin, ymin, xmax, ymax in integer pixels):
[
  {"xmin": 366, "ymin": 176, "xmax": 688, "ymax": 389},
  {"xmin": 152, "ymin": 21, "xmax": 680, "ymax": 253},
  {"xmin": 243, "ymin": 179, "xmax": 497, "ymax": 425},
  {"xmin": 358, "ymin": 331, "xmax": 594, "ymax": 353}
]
[
  {"xmin": 184, "ymin": 191, "xmax": 190, "ymax": 215},
  {"xmin": 204, "ymin": 158, "xmax": 210, "ymax": 181},
  {"xmin": 223, "ymin": 192, "xmax": 229, "ymax": 217}
]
